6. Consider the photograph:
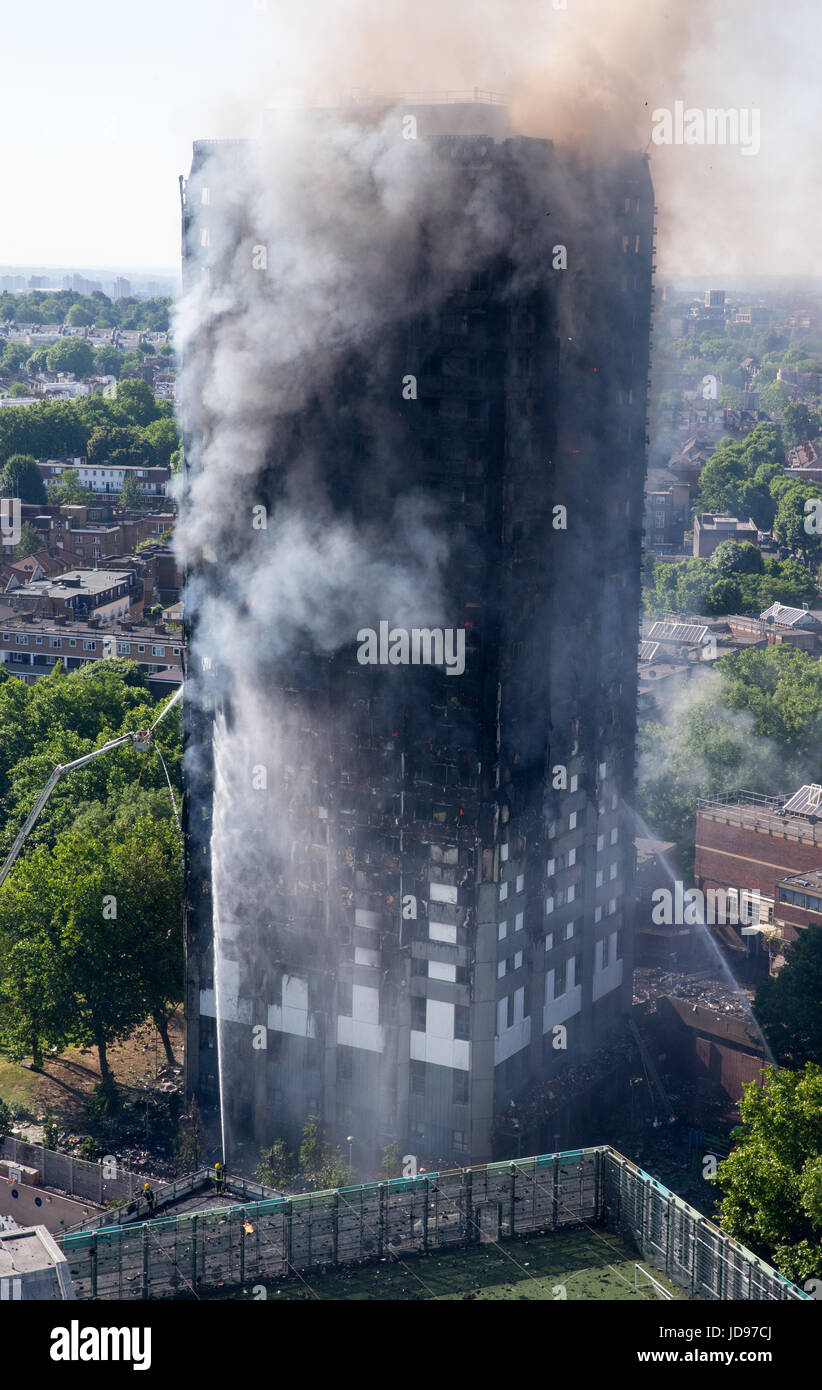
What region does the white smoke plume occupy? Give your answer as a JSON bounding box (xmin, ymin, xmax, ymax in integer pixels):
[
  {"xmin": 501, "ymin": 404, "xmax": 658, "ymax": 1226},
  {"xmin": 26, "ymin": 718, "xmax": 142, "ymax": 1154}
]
[{"xmin": 174, "ymin": 0, "xmax": 818, "ymax": 1161}]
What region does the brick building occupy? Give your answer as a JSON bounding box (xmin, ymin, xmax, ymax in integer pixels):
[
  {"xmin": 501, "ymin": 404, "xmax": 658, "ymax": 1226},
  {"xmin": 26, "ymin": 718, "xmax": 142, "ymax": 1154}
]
[
  {"xmin": 644, "ymin": 480, "xmax": 690, "ymax": 553},
  {"xmin": 774, "ymin": 867, "xmax": 822, "ymax": 934},
  {"xmin": 692, "ymin": 513, "xmax": 758, "ymax": 558},
  {"xmin": 0, "ymin": 614, "xmax": 184, "ymax": 689},
  {"xmin": 695, "ymin": 788, "xmax": 822, "ymax": 947}
]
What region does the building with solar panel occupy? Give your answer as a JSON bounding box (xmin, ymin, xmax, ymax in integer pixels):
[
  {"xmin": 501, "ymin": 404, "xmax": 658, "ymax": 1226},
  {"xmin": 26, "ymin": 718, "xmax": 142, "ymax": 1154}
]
[
  {"xmin": 696, "ymin": 784, "xmax": 822, "ymax": 961},
  {"xmin": 181, "ymin": 101, "xmax": 655, "ymax": 1167}
]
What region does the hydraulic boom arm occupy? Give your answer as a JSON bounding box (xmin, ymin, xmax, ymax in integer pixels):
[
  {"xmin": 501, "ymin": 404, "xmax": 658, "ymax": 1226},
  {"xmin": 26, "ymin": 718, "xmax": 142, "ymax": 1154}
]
[
  {"xmin": 0, "ymin": 733, "xmax": 135, "ymax": 890},
  {"xmin": 0, "ymin": 682, "xmax": 184, "ymax": 891}
]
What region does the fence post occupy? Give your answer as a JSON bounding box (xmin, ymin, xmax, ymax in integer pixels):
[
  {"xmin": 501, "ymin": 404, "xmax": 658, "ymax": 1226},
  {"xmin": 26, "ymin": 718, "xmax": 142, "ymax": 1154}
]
[
  {"xmin": 665, "ymin": 1193, "xmax": 674, "ymax": 1281},
  {"xmin": 462, "ymin": 1168, "xmax": 473, "ymax": 1242},
  {"xmin": 191, "ymin": 1214, "xmax": 198, "ymax": 1289},
  {"xmin": 377, "ymin": 1185, "xmax": 385, "ymax": 1258},
  {"xmin": 422, "ymin": 1178, "xmax": 429, "ymax": 1253},
  {"xmin": 509, "ymin": 1164, "xmax": 517, "ymax": 1234},
  {"xmin": 331, "ymin": 1192, "xmax": 339, "ymax": 1266},
  {"xmin": 99, "ymin": 1163, "xmax": 103, "ymax": 1204},
  {"xmin": 284, "ymin": 1200, "xmax": 293, "ymax": 1271}
]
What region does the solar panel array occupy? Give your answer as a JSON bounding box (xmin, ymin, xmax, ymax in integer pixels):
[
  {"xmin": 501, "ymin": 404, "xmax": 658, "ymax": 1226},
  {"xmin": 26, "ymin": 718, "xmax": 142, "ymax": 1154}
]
[
  {"xmin": 638, "ymin": 641, "xmax": 659, "ymax": 662},
  {"xmin": 760, "ymin": 603, "xmax": 808, "ymax": 627},
  {"xmin": 783, "ymin": 784, "xmax": 822, "ymax": 816},
  {"xmin": 648, "ymin": 621, "xmax": 709, "ymax": 645}
]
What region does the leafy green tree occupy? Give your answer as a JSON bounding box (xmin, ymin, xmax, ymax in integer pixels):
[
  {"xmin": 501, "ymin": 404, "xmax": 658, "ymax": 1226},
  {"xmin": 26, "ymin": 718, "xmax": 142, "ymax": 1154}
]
[
  {"xmin": 175, "ymin": 1101, "xmax": 204, "ymax": 1170},
  {"xmin": 119, "ymin": 353, "xmax": 144, "ymax": 375},
  {"xmin": 45, "ymin": 338, "xmax": 94, "ymax": 378},
  {"xmin": 715, "ymin": 1064, "xmax": 822, "ymax": 1283},
  {"xmin": 380, "ymin": 1141, "xmax": 402, "ymax": 1179},
  {"xmin": 86, "ymin": 424, "xmax": 144, "ymax": 467},
  {"xmin": 696, "ymin": 423, "xmax": 784, "ymax": 530},
  {"xmin": 119, "ymin": 473, "xmax": 147, "ymax": 509},
  {"xmin": 774, "ymin": 483, "xmax": 822, "ymax": 567},
  {"xmin": 140, "ymin": 417, "xmax": 179, "ymax": 468},
  {"xmin": 0, "ymin": 342, "xmax": 30, "ymax": 375},
  {"xmin": 673, "ymin": 558, "xmax": 713, "ymax": 613},
  {"xmin": 705, "ymin": 576, "xmax": 742, "ymax": 614},
  {"xmin": 759, "ymin": 380, "xmax": 792, "ymax": 416},
  {"xmin": 0, "ymin": 453, "xmax": 47, "ymax": 504},
  {"xmin": 753, "ymin": 559, "xmax": 818, "ymax": 611},
  {"xmin": 0, "ymin": 820, "xmax": 181, "ymax": 1081},
  {"xmin": 65, "ymin": 304, "xmax": 94, "ymax": 328},
  {"xmin": 255, "ymin": 1138, "xmax": 298, "ymax": 1189},
  {"xmin": 0, "ymin": 837, "xmax": 142, "ymax": 1080},
  {"xmin": 106, "ymin": 817, "xmax": 183, "ymax": 1066},
  {"xmin": 298, "ymin": 1115, "xmax": 352, "ymax": 1189},
  {"xmin": 781, "ymin": 402, "xmax": 811, "ymax": 449},
  {"xmin": 638, "ymin": 645, "xmax": 822, "ymax": 859},
  {"xmin": 711, "ymin": 540, "xmax": 764, "ymax": 577},
  {"xmin": 0, "ymin": 1097, "xmax": 11, "ymax": 1141},
  {"xmin": 92, "ymin": 345, "xmax": 123, "ymax": 379},
  {"xmin": 13, "ymin": 522, "xmax": 43, "ymax": 559},
  {"xmin": 0, "ymin": 661, "xmax": 182, "ymax": 1075},
  {"xmin": 114, "ymin": 378, "xmax": 159, "ymax": 427},
  {"xmin": 755, "ymin": 928, "xmax": 822, "ymax": 1067},
  {"xmin": 46, "ymin": 470, "xmax": 95, "ymax": 506}
]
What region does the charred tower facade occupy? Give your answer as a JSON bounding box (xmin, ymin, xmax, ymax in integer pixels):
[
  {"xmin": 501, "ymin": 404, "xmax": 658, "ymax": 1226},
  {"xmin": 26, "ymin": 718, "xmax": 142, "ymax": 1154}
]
[{"xmin": 181, "ymin": 101, "xmax": 654, "ymax": 1169}]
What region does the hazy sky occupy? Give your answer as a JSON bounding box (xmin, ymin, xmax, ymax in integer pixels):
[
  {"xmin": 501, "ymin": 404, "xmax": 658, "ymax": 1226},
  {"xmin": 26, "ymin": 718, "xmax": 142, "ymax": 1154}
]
[{"xmin": 1, "ymin": 0, "xmax": 819, "ymax": 278}]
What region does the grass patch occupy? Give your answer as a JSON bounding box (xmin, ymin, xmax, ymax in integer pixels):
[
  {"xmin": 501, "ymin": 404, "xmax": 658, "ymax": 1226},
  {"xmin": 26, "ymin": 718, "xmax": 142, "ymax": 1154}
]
[{"xmin": 226, "ymin": 1228, "xmax": 686, "ymax": 1301}]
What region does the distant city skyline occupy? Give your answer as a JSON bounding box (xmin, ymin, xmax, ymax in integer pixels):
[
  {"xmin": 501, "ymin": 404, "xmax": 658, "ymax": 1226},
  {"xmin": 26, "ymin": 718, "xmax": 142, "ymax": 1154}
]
[{"xmin": 0, "ymin": 265, "xmax": 179, "ymax": 290}]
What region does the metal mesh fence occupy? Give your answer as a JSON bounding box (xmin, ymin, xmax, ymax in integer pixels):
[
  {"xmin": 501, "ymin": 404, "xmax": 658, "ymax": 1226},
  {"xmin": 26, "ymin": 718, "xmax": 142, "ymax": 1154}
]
[
  {"xmin": 1, "ymin": 1137, "xmax": 149, "ymax": 1206},
  {"xmin": 601, "ymin": 1152, "xmax": 805, "ymax": 1301},
  {"xmin": 57, "ymin": 1146, "xmax": 808, "ymax": 1301}
]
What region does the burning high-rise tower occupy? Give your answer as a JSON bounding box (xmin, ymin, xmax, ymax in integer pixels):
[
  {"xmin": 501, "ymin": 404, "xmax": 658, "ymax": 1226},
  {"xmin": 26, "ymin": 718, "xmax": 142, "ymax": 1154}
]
[{"xmin": 178, "ymin": 98, "xmax": 654, "ymax": 1169}]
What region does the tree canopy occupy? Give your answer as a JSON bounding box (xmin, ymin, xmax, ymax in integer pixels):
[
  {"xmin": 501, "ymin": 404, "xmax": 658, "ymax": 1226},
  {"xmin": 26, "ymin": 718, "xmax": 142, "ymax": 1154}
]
[
  {"xmin": 0, "ymin": 661, "xmax": 182, "ymax": 1078},
  {"xmin": 0, "ymin": 389, "xmax": 179, "ymax": 480},
  {"xmin": 638, "ymin": 645, "xmax": 822, "ymax": 864},
  {"xmin": 46, "ymin": 470, "xmax": 96, "ymax": 506},
  {"xmin": 755, "ymin": 928, "xmax": 822, "ymax": 1068},
  {"xmin": 0, "ymin": 453, "xmax": 47, "ymax": 505},
  {"xmin": 644, "ymin": 553, "xmax": 817, "ymax": 619},
  {"xmin": 715, "ymin": 1064, "xmax": 822, "ymax": 1283},
  {"xmin": 695, "ymin": 423, "xmax": 786, "ymax": 531},
  {"xmin": 44, "ymin": 338, "xmax": 95, "ymax": 379},
  {"xmin": 0, "ymin": 289, "xmax": 171, "ymax": 331},
  {"xmin": 13, "ymin": 521, "xmax": 43, "ymax": 559},
  {"xmin": 773, "ymin": 483, "xmax": 822, "ymax": 568}
]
